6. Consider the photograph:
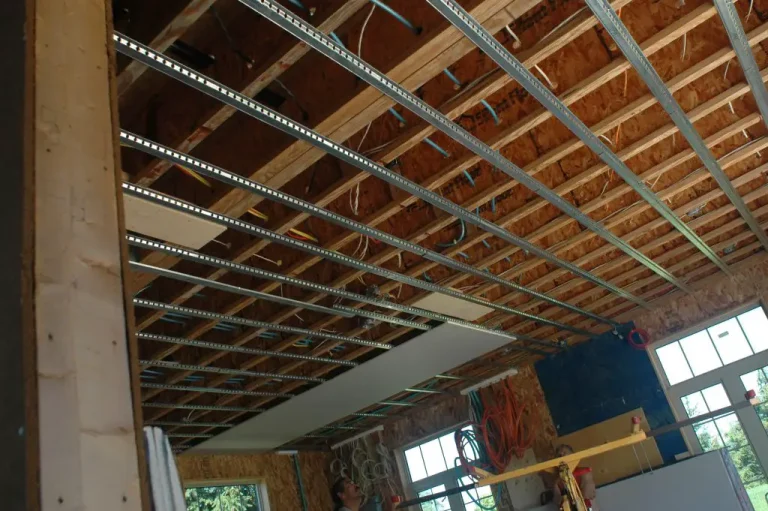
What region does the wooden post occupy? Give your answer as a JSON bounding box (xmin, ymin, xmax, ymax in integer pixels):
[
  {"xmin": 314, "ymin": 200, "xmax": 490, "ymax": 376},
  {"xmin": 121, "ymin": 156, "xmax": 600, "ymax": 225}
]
[
  {"xmin": 1, "ymin": 0, "xmax": 37, "ymax": 510},
  {"xmin": 32, "ymin": 0, "xmax": 147, "ymax": 509}
]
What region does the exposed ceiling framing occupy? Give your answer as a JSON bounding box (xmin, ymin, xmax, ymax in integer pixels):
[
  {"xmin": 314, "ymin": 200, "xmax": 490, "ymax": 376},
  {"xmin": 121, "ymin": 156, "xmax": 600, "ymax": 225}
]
[{"xmin": 114, "ymin": 0, "xmax": 768, "ymax": 450}]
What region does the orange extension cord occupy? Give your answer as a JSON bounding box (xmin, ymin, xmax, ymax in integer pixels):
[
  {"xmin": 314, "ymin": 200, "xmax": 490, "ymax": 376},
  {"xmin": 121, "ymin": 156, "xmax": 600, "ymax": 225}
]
[{"xmin": 457, "ymin": 379, "xmax": 536, "ymax": 474}]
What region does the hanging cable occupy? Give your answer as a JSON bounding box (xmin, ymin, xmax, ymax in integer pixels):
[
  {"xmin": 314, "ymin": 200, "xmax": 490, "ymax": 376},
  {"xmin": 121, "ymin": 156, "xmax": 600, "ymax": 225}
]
[
  {"xmin": 463, "ymin": 169, "xmax": 476, "ymax": 187},
  {"xmin": 479, "ymin": 99, "xmax": 500, "ymax": 125},
  {"xmin": 388, "ymin": 107, "xmax": 407, "ymax": 126},
  {"xmin": 443, "ymin": 68, "xmax": 463, "ymax": 89},
  {"xmin": 370, "ymin": 0, "xmax": 421, "ymax": 35},
  {"xmin": 436, "ymin": 219, "xmax": 466, "ymax": 248},
  {"xmin": 423, "ymin": 137, "xmax": 450, "ymax": 157},
  {"xmin": 504, "ymin": 25, "xmax": 522, "ymax": 49}
]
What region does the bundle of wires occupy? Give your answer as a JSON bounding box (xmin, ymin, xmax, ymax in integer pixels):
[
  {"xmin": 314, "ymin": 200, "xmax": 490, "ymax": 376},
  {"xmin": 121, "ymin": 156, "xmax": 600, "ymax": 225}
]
[{"xmin": 455, "ymin": 378, "xmax": 536, "ymax": 509}]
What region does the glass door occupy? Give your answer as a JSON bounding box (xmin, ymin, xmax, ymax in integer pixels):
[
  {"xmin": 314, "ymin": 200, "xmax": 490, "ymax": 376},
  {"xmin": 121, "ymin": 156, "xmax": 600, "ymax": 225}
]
[{"xmin": 650, "ymin": 305, "xmax": 768, "ymax": 510}]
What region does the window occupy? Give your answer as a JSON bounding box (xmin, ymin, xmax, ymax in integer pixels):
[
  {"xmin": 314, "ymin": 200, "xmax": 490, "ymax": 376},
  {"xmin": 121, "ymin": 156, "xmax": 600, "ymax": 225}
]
[
  {"xmin": 650, "ymin": 305, "xmax": 768, "ymax": 510},
  {"xmin": 184, "ymin": 483, "xmax": 266, "ymax": 511},
  {"xmin": 656, "ymin": 307, "xmax": 768, "ymax": 385},
  {"xmin": 402, "ymin": 426, "xmax": 496, "ymax": 511}
]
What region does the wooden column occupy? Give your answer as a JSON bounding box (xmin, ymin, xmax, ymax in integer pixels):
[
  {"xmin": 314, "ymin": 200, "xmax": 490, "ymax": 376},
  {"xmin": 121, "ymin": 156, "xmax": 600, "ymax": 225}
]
[
  {"xmin": 32, "ymin": 0, "xmax": 146, "ymax": 509},
  {"xmin": 1, "ymin": 0, "xmax": 37, "ymax": 509}
]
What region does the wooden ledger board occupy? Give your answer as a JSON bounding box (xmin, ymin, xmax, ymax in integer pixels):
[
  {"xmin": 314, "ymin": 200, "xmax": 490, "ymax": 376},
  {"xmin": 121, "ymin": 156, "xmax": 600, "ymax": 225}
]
[{"xmin": 556, "ymin": 409, "xmax": 663, "ymax": 486}]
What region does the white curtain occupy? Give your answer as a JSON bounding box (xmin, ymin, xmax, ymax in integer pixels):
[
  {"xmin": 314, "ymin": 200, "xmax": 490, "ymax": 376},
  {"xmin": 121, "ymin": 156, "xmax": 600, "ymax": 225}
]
[{"xmin": 144, "ymin": 426, "xmax": 186, "ymax": 511}]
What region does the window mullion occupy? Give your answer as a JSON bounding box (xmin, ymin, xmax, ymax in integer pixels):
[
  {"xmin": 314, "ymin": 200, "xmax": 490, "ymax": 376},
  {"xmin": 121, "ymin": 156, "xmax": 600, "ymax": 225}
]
[{"xmin": 723, "ymin": 371, "xmax": 768, "ymax": 478}]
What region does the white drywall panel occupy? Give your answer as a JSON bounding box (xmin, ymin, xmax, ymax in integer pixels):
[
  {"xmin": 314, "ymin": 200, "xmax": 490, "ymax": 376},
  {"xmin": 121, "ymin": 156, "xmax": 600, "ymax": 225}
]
[{"xmin": 191, "ymin": 323, "xmax": 512, "ymax": 453}]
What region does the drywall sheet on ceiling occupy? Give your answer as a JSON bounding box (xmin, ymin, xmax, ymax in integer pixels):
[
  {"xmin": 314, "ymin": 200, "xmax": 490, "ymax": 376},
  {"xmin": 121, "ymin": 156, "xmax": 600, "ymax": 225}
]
[
  {"xmin": 123, "ymin": 194, "xmax": 226, "ymax": 249},
  {"xmin": 411, "ymin": 293, "xmax": 494, "ymax": 321},
  {"xmin": 557, "ymin": 408, "xmax": 663, "ymax": 486},
  {"xmin": 192, "ymin": 323, "xmax": 512, "ymax": 453}
]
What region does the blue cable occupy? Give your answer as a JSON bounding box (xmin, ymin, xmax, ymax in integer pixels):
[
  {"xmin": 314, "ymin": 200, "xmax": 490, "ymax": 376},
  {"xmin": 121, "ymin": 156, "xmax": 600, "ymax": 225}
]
[
  {"xmin": 329, "ymin": 31, "xmax": 345, "ymax": 47},
  {"xmin": 370, "ymin": 0, "xmax": 421, "ymax": 35},
  {"xmin": 443, "ymin": 68, "xmax": 462, "ymax": 88},
  {"xmin": 491, "ymin": 197, "xmax": 496, "ymax": 213},
  {"xmin": 463, "ymin": 169, "xmax": 476, "ymax": 187},
  {"xmin": 482, "ymin": 239, "xmax": 491, "ymax": 250},
  {"xmin": 286, "ymin": 0, "xmax": 309, "ymax": 12},
  {"xmin": 457, "ymin": 251, "xmax": 470, "ymax": 259},
  {"xmin": 436, "ymin": 219, "xmax": 466, "ymax": 248},
  {"xmin": 480, "ymin": 99, "xmax": 500, "ymax": 125},
  {"xmin": 424, "ymin": 137, "xmax": 450, "ymax": 158},
  {"xmin": 423, "ymin": 272, "xmax": 432, "ymax": 282},
  {"xmin": 388, "ymin": 107, "xmax": 407, "ymax": 125}
]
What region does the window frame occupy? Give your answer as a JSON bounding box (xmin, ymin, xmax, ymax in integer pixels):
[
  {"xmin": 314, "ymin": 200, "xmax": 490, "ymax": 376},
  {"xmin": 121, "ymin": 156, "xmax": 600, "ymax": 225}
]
[
  {"xmin": 396, "ymin": 421, "xmax": 496, "ymax": 511},
  {"xmin": 647, "ymin": 300, "xmax": 768, "ymax": 476},
  {"xmin": 182, "ymin": 478, "xmax": 271, "ymax": 511}
]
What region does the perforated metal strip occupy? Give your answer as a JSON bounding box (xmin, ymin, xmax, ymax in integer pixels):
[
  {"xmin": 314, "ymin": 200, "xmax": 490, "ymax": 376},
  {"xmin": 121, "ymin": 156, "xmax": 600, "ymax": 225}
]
[
  {"xmin": 147, "ymin": 421, "xmax": 234, "ymax": 428},
  {"xmin": 127, "ymin": 237, "xmax": 555, "ymax": 344},
  {"xmin": 131, "ymin": 261, "xmax": 351, "ymax": 318},
  {"xmin": 140, "ymin": 358, "xmax": 325, "ymax": 383},
  {"xmin": 137, "ymin": 332, "xmax": 358, "ymax": 367},
  {"xmin": 121, "ymin": 130, "xmax": 614, "ymax": 327},
  {"xmin": 142, "ymin": 401, "xmax": 266, "ymax": 413},
  {"xmin": 140, "ymin": 382, "xmax": 292, "ymax": 398},
  {"xmin": 224, "ymin": 3, "xmax": 665, "ymax": 301},
  {"xmin": 122, "ymin": 183, "xmax": 587, "ymax": 335},
  {"xmin": 585, "ymin": 0, "xmax": 768, "ymax": 254},
  {"xmin": 133, "ymin": 297, "xmax": 391, "ymax": 349},
  {"xmin": 113, "ymin": 31, "xmax": 647, "ymax": 311},
  {"xmin": 428, "ymin": 0, "xmax": 728, "ymax": 279}
]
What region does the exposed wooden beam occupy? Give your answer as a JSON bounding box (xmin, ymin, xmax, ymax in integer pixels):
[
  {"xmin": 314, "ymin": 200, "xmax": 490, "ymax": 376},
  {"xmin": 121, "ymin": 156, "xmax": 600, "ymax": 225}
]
[
  {"xmin": 141, "ymin": 11, "xmax": 762, "ymax": 361},
  {"xmin": 133, "ymin": 0, "xmax": 638, "ymax": 326},
  {"xmin": 35, "ymin": 0, "xmax": 144, "ymax": 507},
  {"xmin": 138, "ymin": 5, "xmax": 742, "ymax": 407},
  {"xmin": 132, "ymin": 0, "xmax": 370, "ymax": 186},
  {"xmin": 129, "ymin": 0, "xmax": 548, "ymax": 291},
  {"xmin": 117, "ymin": 0, "xmax": 218, "ymax": 95},
  {"xmin": 162, "ymin": 144, "xmax": 768, "ymax": 427}
]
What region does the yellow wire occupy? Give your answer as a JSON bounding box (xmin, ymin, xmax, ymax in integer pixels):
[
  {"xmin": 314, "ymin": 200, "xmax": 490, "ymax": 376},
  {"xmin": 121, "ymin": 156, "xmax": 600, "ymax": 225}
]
[
  {"xmin": 247, "ymin": 208, "xmax": 269, "ymax": 221},
  {"xmin": 175, "ymin": 164, "xmax": 212, "ymax": 188},
  {"xmin": 289, "ymin": 228, "xmax": 318, "ymax": 243}
]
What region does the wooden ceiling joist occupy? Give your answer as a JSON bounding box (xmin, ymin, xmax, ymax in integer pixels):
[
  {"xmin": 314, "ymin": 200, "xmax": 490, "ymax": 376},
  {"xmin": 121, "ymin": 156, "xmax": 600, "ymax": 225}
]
[
  {"xmin": 132, "ymin": 0, "xmax": 370, "ymax": 186},
  {"xmin": 120, "ymin": 0, "xmax": 768, "ymax": 447},
  {"xmin": 135, "ymin": 0, "xmax": 704, "ymax": 344},
  {"xmin": 117, "ymin": 0, "xmax": 218, "ymax": 95},
  {"xmin": 155, "ymin": 114, "xmax": 768, "ymax": 428},
  {"xmin": 132, "ymin": 0, "xmax": 540, "ymax": 291}
]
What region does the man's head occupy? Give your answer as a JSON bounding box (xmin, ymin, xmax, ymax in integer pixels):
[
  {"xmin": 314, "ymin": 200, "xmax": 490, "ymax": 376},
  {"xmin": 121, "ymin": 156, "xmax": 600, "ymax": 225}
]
[
  {"xmin": 332, "ymin": 477, "xmax": 363, "ymax": 509},
  {"xmin": 555, "ymin": 444, "xmax": 575, "ymax": 458}
]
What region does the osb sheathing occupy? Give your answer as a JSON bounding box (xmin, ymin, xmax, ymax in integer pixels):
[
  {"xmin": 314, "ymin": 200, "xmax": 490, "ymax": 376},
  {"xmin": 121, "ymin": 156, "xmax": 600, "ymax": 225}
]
[
  {"xmin": 630, "ymin": 253, "xmax": 768, "ymax": 340},
  {"xmin": 381, "ymin": 366, "xmax": 557, "ymax": 463},
  {"xmin": 176, "ymin": 451, "xmax": 335, "ymax": 511},
  {"xmin": 125, "ymin": 0, "xmax": 768, "ymax": 446}
]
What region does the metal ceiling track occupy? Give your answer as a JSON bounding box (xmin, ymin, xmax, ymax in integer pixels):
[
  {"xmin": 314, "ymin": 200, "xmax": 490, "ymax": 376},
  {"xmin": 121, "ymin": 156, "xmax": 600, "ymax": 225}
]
[
  {"xmin": 142, "ymin": 401, "xmax": 266, "ymax": 413},
  {"xmin": 122, "ymin": 183, "xmax": 587, "ymax": 336},
  {"xmin": 121, "ymin": 131, "xmax": 612, "ymax": 328},
  {"xmin": 714, "ymin": 0, "xmax": 768, "ymax": 130},
  {"xmin": 129, "ymin": 247, "xmax": 558, "ymax": 356},
  {"xmin": 130, "ymin": 261, "xmax": 353, "ymax": 318},
  {"xmin": 128, "ymin": 236, "xmax": 558, "ymax": 350},
  {"xmin": 229, "ymin": 1, "xmax": 675, "ymax": 300},
  {"xmin": 428, "ymin": 0, "xmax": 729, "ymax": 279},
  {"xmin": 585, "ymin": 0, "xmax": 768, "ymax": 253},
  {"xmin": 137, "ymin": 332, "xmax": 358, "ymax": 367},
  {"xmin": 141, "ymin": 382, "xmax": 292, "ymax": 398},
  {"xmin": 133, "ymin": 298, "xmax": 392, "ymax": 350},
  {"xmin": 140, "ymin": 358, "xmax": 325, "ymax": 383},
  {"xmin": 112, "ymin": 32, "xmax": 647, "ymax": 313},
  {"xmin": 147, "ymin": 421, "xmax": 234, "ymax": 428}
]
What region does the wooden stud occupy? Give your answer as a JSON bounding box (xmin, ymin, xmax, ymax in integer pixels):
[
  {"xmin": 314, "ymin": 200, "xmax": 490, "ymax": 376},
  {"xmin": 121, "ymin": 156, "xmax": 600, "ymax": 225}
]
[{"xmin": 34, "ymin": 0, "xmax": 145, "ymax": 508}]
